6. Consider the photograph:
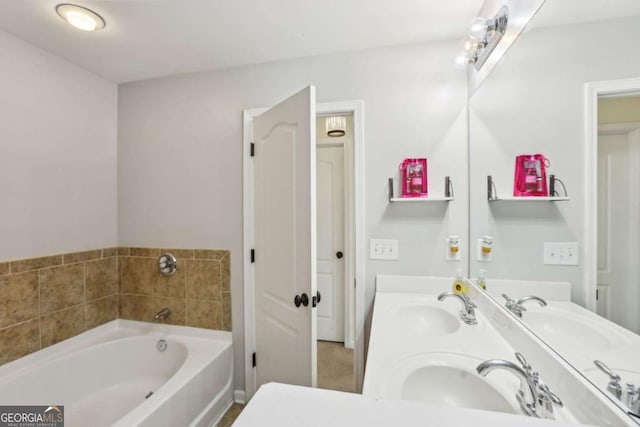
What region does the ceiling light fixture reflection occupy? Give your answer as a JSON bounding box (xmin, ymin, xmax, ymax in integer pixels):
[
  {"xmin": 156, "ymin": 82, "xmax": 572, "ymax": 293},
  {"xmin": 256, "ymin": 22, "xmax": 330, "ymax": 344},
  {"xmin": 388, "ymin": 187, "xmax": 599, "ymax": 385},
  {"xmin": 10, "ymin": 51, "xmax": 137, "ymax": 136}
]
[
  {"xmin": 56, "ymin": 4, "xmax": 105, "ymax": 31},
  {"xmin": 326, "ymin": 116, "xmax": 347, "ymax": 137},
  {"xmin": 455, "ymin": 6, "xmax": 508, "ymax": 70}
]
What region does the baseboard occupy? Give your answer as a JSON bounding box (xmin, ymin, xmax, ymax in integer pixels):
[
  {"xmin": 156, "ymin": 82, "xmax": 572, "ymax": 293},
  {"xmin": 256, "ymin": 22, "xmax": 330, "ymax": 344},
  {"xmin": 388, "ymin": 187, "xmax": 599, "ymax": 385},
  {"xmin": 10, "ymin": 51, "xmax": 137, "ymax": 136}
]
[{"xmin": 233, "ymin": 389, "xmax": 246, "ymax": 404}]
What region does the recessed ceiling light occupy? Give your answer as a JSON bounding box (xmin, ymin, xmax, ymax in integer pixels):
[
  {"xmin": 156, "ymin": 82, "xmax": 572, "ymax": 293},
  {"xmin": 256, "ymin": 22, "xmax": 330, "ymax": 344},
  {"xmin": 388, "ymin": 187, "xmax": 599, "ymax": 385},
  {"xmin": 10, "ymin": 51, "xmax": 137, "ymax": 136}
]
[{"xmin": 56, "ymin": 4, "xmax": 105, "ymax": 31}]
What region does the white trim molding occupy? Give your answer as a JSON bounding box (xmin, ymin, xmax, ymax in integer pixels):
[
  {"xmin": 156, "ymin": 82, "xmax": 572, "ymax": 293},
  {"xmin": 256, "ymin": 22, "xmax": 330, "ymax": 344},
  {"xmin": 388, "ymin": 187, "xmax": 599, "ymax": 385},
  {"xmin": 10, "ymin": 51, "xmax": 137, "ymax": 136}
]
[
  {"xmin": 242, "ymin": 100, "xmax": 365, "ymax": 401},
  {"xmin": 584, "ymin": 77, "xmax": 640, "ymax": 312}
]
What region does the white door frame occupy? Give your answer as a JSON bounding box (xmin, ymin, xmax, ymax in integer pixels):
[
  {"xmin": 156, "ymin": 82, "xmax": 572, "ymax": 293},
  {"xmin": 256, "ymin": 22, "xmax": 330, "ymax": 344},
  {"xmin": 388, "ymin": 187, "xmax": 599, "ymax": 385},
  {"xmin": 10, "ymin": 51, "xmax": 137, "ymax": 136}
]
[
  {"xmin": 243, "ymin": 100, "xmax": 365, "ymax": 401},
  {"xmin": 584, "ymin": 77, "xmax": 640, "ymax": 312}
]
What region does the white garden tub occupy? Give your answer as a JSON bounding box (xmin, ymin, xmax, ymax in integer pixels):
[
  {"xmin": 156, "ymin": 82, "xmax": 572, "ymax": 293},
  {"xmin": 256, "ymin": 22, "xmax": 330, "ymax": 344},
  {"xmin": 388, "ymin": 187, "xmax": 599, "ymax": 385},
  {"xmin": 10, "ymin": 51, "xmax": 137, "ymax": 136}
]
[{"xmin": 0, "ymin": 320, "xmax": 233, "ymax": 427}]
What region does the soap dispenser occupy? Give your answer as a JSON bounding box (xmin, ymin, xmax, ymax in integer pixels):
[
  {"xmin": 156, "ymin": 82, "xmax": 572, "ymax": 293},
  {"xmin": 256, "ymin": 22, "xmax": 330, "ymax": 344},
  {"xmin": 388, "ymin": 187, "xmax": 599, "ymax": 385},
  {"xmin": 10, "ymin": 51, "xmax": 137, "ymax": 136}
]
[
  {"xmin": 452, "ymin": 269, "xmax": 467, "ymax": 295},
  {"xmin": 478, "ymin": 269, "xmax": 487, "ymax": 290}
]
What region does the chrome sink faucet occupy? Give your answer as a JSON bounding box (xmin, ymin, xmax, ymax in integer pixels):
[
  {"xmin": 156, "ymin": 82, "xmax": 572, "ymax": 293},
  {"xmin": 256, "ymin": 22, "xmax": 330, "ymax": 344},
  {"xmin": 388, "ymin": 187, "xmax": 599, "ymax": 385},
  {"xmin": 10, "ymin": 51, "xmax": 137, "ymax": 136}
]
[
  {"xmin": 502, "ymin": 294, "xmax": 547, "ymax": 317},
  {"xmin": 477, "ymin": 352, "xmax": 563, "ymax": 420},
  {"xmin": 437, "ymin": 291, "xmax": 477, "ymax": 325},
  {"xmin": 594, "ymin": 360, "xmax": 640, "ymax": 416}
]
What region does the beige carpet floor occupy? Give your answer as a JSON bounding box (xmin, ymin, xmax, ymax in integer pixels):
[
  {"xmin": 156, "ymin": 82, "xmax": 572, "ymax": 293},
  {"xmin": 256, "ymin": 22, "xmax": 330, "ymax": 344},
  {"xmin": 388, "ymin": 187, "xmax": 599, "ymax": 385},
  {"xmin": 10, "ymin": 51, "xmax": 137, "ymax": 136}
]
[{"xmin": 317, "ymin": 340, "xmax": 355, "ymax": 393}]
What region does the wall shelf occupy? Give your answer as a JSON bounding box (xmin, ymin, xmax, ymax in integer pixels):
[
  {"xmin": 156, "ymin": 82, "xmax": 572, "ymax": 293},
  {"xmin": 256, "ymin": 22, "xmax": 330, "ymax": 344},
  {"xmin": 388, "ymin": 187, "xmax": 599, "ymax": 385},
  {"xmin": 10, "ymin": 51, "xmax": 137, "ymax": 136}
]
[
  {"xmin": 388, "ymin": 176, "xmax": 454, "ymax": 202},
  {"xmin": 487, "ymin": 175, "xmax": 570, "ymax": 202}
]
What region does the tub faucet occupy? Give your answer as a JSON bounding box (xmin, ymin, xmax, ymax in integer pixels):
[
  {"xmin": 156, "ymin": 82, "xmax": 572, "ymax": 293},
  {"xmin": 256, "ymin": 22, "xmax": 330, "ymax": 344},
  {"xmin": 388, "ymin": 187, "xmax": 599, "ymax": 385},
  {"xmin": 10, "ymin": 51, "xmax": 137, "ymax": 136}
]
[
  {"xmin": 437, "ymin": 291, "xmax": 477, "ymax": 325},
  {"xmin": 477, "ymin": 352, "xmax": 563, "ymax": 419},
  {"xmin": 502, "ymin": 294, "xmax": 547, "ymax": 317},
  {"xmin": 154, "ymin": 307, "xmax": 171, "ymax": 321}
]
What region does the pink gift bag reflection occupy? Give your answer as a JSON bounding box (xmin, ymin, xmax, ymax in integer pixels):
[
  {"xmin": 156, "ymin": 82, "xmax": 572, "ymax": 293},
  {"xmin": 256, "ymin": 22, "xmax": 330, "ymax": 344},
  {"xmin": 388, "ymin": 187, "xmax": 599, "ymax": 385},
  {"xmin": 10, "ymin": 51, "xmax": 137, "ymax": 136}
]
[
  {"xmin": 400, "ymin": 158, "xmax": 428, "ymax": 197},
  {"xmin": 513, "ymin": 154, "xmax": 549, "ymax": 196}
]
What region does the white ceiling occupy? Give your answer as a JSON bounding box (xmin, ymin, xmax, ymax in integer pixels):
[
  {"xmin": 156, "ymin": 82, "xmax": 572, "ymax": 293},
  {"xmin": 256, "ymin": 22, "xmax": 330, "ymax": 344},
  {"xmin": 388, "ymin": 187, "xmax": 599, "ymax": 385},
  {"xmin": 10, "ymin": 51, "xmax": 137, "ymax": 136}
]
[{"xmin": 0, "ymin": 0, "xmax": 484, "ymax": 83}]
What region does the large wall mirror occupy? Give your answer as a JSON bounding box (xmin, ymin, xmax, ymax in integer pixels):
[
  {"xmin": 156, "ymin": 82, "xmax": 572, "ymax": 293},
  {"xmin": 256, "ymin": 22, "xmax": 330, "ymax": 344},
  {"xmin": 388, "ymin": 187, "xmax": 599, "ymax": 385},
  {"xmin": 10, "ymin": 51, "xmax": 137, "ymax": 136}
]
[{"xmin": 469, "ymin": 0, "xmax": 640, "ymax": 419}]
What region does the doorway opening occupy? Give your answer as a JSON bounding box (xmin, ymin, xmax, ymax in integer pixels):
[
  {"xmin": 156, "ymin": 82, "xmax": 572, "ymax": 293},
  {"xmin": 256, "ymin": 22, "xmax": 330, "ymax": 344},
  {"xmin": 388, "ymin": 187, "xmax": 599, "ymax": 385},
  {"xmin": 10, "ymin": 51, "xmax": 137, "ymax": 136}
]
[
  {"xmin": 585, "ymin": 78, "xmax": 640, "ymax": 335},
  {"xmin": 595, "ymin": 95, "xmax": 640, "ymax": 333},
  {"xmin": 315, "ymin": 113, "xmax": 355, "ymax": 392},
  {"xmin": 242, "ymin": 96, "xmax": 365, "ymax": 401}
]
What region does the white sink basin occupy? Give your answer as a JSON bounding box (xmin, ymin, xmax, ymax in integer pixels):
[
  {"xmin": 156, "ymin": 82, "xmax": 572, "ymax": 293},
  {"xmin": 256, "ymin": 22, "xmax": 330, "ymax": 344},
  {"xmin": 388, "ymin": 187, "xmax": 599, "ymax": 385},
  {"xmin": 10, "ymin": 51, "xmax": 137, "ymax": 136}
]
[
  {"xmin": 382, "ymin": 353, "xmax": 520, "ymax": 415},
  {"xmin": 521, "ymin": 310, "xmax": 615, "ymax": 349},
  {"xmin": 394, "ymin": 304, "xmax": 460, "ymax": 336}
]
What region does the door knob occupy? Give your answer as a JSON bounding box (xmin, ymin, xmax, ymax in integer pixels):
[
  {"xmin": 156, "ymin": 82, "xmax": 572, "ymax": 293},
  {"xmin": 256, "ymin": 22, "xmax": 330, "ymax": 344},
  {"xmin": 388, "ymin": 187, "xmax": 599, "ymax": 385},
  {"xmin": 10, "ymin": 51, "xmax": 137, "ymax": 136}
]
[
  {"xmin": 336, "ymin": 251, "xmax": 343, "ymax": 259},
  {"xmin": 316, "ymin": 291, "xmax": 321, "ymax": 304},
  {"xmin": 294, "ymin": 293, "xmax": 309, "ymax": 307}
]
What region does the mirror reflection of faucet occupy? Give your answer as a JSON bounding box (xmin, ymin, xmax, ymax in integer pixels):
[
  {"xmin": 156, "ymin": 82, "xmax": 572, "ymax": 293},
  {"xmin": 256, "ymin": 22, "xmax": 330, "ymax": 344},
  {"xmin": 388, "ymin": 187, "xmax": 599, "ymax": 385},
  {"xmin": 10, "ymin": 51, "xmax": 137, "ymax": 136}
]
[
  {"xmin": 502, "ymin": 294, "xmax": 547, "ymax": 317},
  {"xmin": 477, "ymin": 352, "xmax": 563, "ymax": 420},
  {"xmin": 594, "ymin": 360, "xmax": 640, "ymax": 416},
  {"xmin": 437, "ymin": 291, "xmax": 477, "ymax": 325}
]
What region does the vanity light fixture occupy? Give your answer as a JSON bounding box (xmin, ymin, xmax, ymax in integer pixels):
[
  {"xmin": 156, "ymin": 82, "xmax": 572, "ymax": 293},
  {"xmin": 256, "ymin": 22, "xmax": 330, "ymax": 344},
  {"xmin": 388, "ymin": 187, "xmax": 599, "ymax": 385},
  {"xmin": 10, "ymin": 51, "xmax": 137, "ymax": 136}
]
[
  {"xmin": 455, "ymin": 6, "xmax": 508, "ymax": 70},
  {"xmin": 56, "ymin": 4, "xmax": 106, "ymax": 31},
  {"xmin": 325, "ymin": 116, "xmax": 346, "ymax": 137}
]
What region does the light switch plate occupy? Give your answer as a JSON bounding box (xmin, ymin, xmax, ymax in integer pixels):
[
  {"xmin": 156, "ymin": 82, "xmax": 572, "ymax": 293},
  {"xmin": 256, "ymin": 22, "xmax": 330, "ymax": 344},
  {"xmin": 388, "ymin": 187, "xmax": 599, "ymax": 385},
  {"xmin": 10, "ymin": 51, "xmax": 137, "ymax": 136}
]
[
  {"xmin": 370, "ymin": 239, "xmax": 399, "ymax": 260},
  {"xmin": 544, "ymin": 242, "xmax": 578, "ymax": 265}
]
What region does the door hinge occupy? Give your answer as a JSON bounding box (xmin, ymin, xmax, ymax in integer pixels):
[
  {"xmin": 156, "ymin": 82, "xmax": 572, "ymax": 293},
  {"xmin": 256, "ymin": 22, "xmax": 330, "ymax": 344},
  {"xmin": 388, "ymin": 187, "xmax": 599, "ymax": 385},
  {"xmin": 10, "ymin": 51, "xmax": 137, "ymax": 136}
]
[
  {"xmin": 250, "ymin": 249, "xmax": 255, "ymax": 263},
  {"xmin": 252, "ymin": 352, "xmax": 256, "ymax": 367},
  {"xmin": 250, "ymin": 142, "xmax": 255, "ymax": 157},
  {"xmin": 596, "ymin": 289, "xmax": 599, "ymax": 300}
]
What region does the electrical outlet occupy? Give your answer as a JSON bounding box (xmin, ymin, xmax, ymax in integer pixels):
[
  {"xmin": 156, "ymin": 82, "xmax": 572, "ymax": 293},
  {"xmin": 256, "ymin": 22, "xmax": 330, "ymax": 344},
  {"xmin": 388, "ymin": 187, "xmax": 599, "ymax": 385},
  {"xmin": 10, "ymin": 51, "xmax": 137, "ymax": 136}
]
[
  {"xmin": 543, "ymin": 242, "xmax": 578, "ymax": 265},
  {"xmin": 445, "ymin": 236, "xmax": 461, "ymax": 261},
  {"xmin": 370, "ymin": 239, "xmax": 399, "ymax": 260},
  {"xmin": 476, "ymin": 238, "xmax": 493, "ymax": 262}
]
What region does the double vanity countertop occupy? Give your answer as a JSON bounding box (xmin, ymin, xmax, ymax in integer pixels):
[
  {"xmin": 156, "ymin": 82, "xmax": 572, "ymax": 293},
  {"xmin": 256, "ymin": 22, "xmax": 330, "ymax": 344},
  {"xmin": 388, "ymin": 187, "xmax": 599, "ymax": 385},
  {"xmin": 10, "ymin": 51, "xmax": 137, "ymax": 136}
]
[{"xmin": 237, "ymin": 275, "xmax": 636, "ymax": 426}]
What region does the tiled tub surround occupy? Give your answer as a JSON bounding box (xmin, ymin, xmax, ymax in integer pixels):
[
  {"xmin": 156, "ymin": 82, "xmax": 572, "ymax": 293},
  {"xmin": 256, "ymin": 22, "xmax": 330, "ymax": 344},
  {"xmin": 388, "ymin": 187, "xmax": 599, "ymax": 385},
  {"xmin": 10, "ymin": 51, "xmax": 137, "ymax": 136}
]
[
  {"xmin": 0, "ymin": 249, "xmax": 119, "ymax": 365},
  {"xmin": 0, "ymin": 247, "xmax": 231, "ymax": 366},
  {"xmin": 118, "ymin": 248, "xmax": 231, "ymax": 331}
]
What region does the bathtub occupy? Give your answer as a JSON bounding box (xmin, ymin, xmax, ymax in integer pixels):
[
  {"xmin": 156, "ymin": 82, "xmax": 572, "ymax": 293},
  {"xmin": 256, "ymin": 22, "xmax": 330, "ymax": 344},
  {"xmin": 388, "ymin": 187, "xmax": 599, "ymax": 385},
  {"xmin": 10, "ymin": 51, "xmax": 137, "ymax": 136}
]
[{"xmin": 0, "ymin": 320, "xmax": 233, "ymax": 427}]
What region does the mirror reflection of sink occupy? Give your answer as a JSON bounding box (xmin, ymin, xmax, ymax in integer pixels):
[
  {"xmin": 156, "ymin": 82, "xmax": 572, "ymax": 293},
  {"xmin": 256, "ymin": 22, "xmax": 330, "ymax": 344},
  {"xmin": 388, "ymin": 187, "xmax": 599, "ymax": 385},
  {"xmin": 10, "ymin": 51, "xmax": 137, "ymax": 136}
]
[
  {"xmin": 521, "ymin": 310, "xmax": 615, "ymax": 349},
  {"xmin": 394, "ymin": 305, "xmax": 460, "ymax": 336},
  {"xmin": 383, "ymin": 353, "xmax": 520, "ymax": 415}
]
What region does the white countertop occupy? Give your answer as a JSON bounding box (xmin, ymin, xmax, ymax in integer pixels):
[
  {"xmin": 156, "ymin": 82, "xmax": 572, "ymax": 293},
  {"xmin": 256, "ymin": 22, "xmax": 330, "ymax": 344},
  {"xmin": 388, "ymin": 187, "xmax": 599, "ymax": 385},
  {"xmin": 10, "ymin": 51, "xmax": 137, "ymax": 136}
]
[{"xmin": 233, "ymin": 382, "xmax": 588, "ymax": 427}]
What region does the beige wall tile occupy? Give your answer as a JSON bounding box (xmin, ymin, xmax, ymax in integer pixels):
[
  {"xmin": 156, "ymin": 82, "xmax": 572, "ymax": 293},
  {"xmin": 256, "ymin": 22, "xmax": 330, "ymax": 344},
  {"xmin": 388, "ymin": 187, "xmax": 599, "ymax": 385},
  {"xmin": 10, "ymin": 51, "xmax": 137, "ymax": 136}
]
[
  {"xmin": 40, "ymin": 264, "xmax": 84, "ymax": 315},
  {"xmin": 161, "ymin": 249, "xmax": 194, "ymax": 259},
  {"xmin": 120, "ymin": 294, "xmax": 153, "ymax": 322},
  {"xmin": 117, "ymin": 247, "xmax": 131, "ymax": 256},
  {"xmin": 0, "ymin": 319, "xmax": 40, "ymax": 365},
  {"xmin": 11, "ymin": 255, "xmax": 62, "ymax": 273},
  {"xmin": 154, "ymin": 267, "xmax": 186, "ymax": 298},
  {"xmin": 221, "ymin": 253, "xmax": 230, "ymax": 293},
  {"xmin": 0, "ymin": 272, "xmax": 39, "ymax": 329},
  {"xmin": 187, "ymin": 299, "xmax": 222, "ymax": 329},
  {"xmin": 186, "ymin": 260, "xmax": 221, "ymax": 301},
  {"xmin": 194, "ymin": 249, "xmax": 229, "ymax": 260},
  {"xmin": 120, "ymin": 257, "xmax": 155, "ymax": 295},
  {"xmin": 130, "ymin": 247, "xmax": 160, "ymax": 257},
  {"xmin": 222, "ymin": 292, "xmax": 232, "ymax": 331},
  {"xmin": 0, "ymin": 262, "xmax": 10, "ymax": 276},
  {"xmin": 63, "ymin": 249, "xmax": 102, "ymax": 264},
  {"xmin": 154, "ymin": 297, "xmax": 186, "ymax": 326},
  {"xmin": 102, "ymin": 247, "xmax": 118, "ymax": 257},
  {"xmin": 86, "ymin": 258, "xmax": 118, "ymax": 301},
  {"xmin": 86, "ymin": 295, "xmax": 118, "ymax": 329},
  {"xmin": 40, "ymin": 305, "xmax": 86, "ymax": 348}
]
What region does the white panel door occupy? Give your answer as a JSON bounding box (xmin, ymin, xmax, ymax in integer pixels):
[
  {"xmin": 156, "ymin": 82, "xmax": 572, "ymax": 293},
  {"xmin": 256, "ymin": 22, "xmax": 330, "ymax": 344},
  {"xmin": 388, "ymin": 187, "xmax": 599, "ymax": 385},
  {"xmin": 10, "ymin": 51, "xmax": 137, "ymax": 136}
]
[
  {"xmin": 597, "ymin": 132, "xmax": 639, "ymax": 333},
  {"xmin": 316, "ymin": 145, "xmax": 345, "ymax": 342},
  {"xmin": 254, "ymin": 86, "xmax": 317, "ymax": 389}
]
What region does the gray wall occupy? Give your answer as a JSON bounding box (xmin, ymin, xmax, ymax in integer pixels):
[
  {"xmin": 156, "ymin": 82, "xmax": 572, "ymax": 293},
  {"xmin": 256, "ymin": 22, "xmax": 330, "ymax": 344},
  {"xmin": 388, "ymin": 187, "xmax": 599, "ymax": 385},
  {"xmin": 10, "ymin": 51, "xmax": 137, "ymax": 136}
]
[{"xmin": 118, "ymin": 40, "xmax": 469, "ymax": 391}]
